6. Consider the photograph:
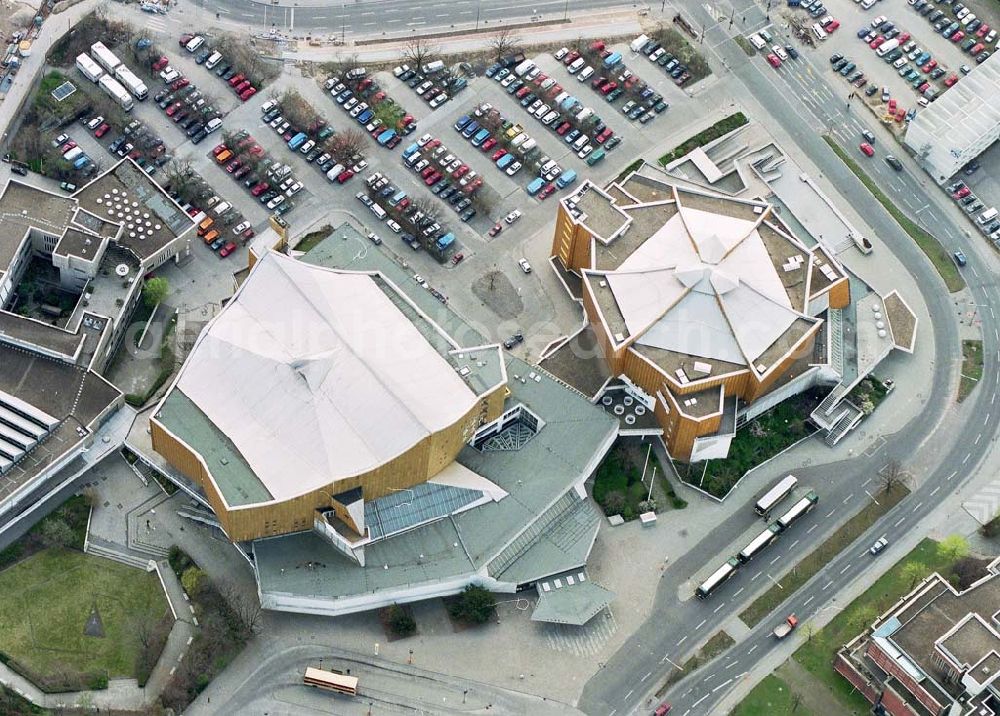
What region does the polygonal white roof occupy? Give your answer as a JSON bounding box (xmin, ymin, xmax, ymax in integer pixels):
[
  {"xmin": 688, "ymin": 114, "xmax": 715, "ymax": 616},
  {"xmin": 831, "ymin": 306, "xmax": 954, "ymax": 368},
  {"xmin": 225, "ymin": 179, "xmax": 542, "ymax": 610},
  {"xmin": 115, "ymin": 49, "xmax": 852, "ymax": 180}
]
[{"xmin": 175, "ymin": 251, "xmax": 480, "ymax": 501}]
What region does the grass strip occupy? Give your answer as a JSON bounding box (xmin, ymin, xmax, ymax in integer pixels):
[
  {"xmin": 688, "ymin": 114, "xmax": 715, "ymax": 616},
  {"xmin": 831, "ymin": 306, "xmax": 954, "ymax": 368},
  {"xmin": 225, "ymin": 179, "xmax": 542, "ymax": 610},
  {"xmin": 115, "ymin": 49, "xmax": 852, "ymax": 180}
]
[
  {"xmin": 655, "ymin": 630, "xmax": 734, "ymax": 696},
  {"xmin": 659, "ymin": 112, "xmax": 749, "ymax": 165},
  {"xmin": 823, "ymin": 135, "xmax": 964, "ymax": 292},
  {"xmin": 731, "ymin": 674, "xmax": 816, "ymax": 716},
  {"xmin": 739, "ymin": 485, "xmax": 908, "ymax": 627},
  {"xmin": 958, "ymin": 339, "xmax": 983, "ymax": 402}
]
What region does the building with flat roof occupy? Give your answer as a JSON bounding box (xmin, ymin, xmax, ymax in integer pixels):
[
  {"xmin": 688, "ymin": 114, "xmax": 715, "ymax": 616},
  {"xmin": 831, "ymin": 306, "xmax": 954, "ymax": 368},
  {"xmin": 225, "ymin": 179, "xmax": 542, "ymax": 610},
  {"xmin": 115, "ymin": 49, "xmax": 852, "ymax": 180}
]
[
  {"xmin": 148, "ymin": 224, "xmax": 619, "ymax": 620},
  {"xmin": 836, "ymin": 559, "xmax": 1000, "ymax": 716},
  {"xmin": 547, "ymin": 166, "xmax": 916, "ymax": 462},
  {"xmin": 0, "ymin": 158, "xmax": 193, "ymax": 535},
  {"xmin": 904, "ymin": 52, "xmax": 1000, "ymax": 183}
]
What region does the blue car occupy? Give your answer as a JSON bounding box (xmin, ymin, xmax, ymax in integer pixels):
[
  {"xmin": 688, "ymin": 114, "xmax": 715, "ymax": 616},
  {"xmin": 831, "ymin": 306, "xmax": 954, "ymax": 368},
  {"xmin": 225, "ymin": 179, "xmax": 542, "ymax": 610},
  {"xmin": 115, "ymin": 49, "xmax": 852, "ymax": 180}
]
[
  {"xmin": 357, "ymin": 109, "xmax": 374, "ymax": 124},
  {"xmin": 336, "ymin": 90, "xmax": 352, "ymax": 104},
  {"xmin": 485, "ymin": 63, "xmax": 501, "ymax": 77},
  {"xmin": 526, "ymin": 177, "xmax": 545, "ymax": 195}
]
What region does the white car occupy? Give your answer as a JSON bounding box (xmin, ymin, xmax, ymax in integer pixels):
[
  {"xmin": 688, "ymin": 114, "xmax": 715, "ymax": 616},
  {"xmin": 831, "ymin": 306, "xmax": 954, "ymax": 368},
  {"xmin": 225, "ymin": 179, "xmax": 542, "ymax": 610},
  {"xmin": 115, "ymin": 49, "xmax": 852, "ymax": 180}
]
[
  {"xmin": 351, "ymin": 160, "xmax": 368, "ymax": 173},
  {"xmin": 475, "ymin": 102, "xmax": 493, "ymax": 117},
  {"xmin": 870, "ymin": 537, "xmax": 888, "ymax": 555},
  {"xmin": 86, "ymin": 116, "xmax": 104, "ymax": 130},
  {"xmin": 355, "ymin": 191, "xmax": 372, "ymax": 206},
  {"xmin": 392, "ymin": 64, "xmax": 410, "ymax": 77},
  {"xmin": 772, "ymin": 44, "xmax": 788, "ymax": 60},
  {"xmin": 429, "ymin": 94, "xmax": 448, "ymax": 108},
  {"xmin": 285, "ymin": 181, "xmax": 303, "ymax": 197},
  {"xmin": 541, "ymin": 111, "xmax": 559, "ymax": 125},
  {"xmin": 504, "ymin": 209, "xmax": 522, "ymax": 224},
  {"xmin": 533, "ymin": 103, "xmax": 550, "ymax": 119},
  {"xmin": 417, "ymin": 133, "xmax": 433, "ymax": 146},
  {"xmin": 344, "ymin": 97, "xmax": 359, "ymax": 111},
  {"xmin": 501, "ymin": 74, "xmax": 517, "ymax": 88},
  {"xmin": 415, "ymin": 80, "xmax": 433, "ymax": 95},
  {"xmin": 386, "ymin": 219, "xmax": 402, "ymax": 233},
  {"xmin": 649, "ymin": 48, "xmax": 665, "ymax": 62},
  {"xmin": 505, "ymin": 161, "xmax": 522, "ymax": 176},
  {"xmin": 577, "ymin": 144, "xmax": 593, "ymax": 159},
  {"xmin": 53, "ymin": 133, "xmax": 69, "ymax": 146},
  {"xmin": 554, "ymin": 47, "xmax": 569, "ymax": 60},
  {"xmin": 160, "ymin": 68, "xmax": 180, "ymax": 83},
  {"xmin": 266, "ymin": 195, "xmax": 285, "ymax": 210},
  {"xmin": 870, "ymin": 14, "xmax": 886, "ymax": 27},
  {"xmin": 518, "ymin": 258, "xmax": 532, "ymax": 274},
  {"xmin": 232, "ymin": 221, "xmax": 251, "ymax": 235},
  {"xmin": 413, "ymin": 159, "xmax": 429, "ymax": 173}
]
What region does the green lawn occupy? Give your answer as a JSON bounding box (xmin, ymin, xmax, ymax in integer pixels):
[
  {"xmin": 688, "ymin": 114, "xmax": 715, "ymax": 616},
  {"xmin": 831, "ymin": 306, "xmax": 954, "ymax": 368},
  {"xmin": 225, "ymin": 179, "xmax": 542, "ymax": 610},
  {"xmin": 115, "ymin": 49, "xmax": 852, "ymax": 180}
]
[
  {"xmin": 740, "ymin": 484, "xmax": 908, "ymax": 626},
  {"xmin": 793, "ymin": 539, "xmax": 955, "ymax": 712},
  {"xmin": 732, "ymin": 674, "xmax": 815, "ymax": 716},
  {"xmin": 0, "ymin": 549, "xmax": 169, "ymax": 689},
  {"xmin": 823, "ymin": 136, "xmax": 964, "ymax": 292},
  {"xmin": 958, "ymin": 340, "xmax": 983, "ymax": 403}
]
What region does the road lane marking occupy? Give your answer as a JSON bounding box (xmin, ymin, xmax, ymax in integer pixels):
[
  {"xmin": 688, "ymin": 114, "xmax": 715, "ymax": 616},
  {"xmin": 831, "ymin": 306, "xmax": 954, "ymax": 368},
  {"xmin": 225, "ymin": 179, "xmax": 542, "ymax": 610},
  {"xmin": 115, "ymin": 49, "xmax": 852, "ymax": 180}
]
[
  {"xmin": 692, "ymin": 694, "xmax": 710, "ymax": 708},
  {"xmin": 677, "ymin": 635, "xmax": 688, "ymax": 646},
  {"xmin": 696, "ymin": 619, "xmax": 707, "ymax": 630},
  {"xmin": 826, "ymin": 509, "xmax": 835, "ymax": 518},
  {"xmin": 734, "ymin": 587, "xmax": 745, "ymax": 597},
  {"xmin": 843, "ymin": 493, "xmax": 854, "ymax": 504},
  {"xmin": 976, "ymin": 433, "xmax": 982, "ymax": 445},
  {"xmin": 704, "ymin": 673, "xmax": 716, "ymax": 683},
  {"xmin": 725, "ymin": 661, "xmax": 738, "ymax": 670},
  {"xmin": 790, "ymin": 539, "xmax": 800, "ymax": 549},
  {"xmin": 714, "ymin": 602, "xmax": 726, "ymax": 613},
  {"xmin": 948, "ymin": 471, "xmax": 957, "ymax": 481},
  {"xmin": 804, "ymin": 595, "xmax": 815, "ymax": 606},
  {"xmin": 931, "ymin": 485, "xmax": 941, "ymax": 496},
  {"xmin": 751, "ymin": 571, "xmax": 762, "ymax": 581},
  {"xmin": 862, "ymin": 477, "xmax": 872, "ymax": 486},
  {"xmin": 840, "ymin": 564, "xmax": 852, "ymax": 575},
  {"xmin": 894, "ymin": 516, "xmax": 905, "ymax": 527},
  {"xmin": 712, "ymin": 678, "xmax": 734, "ymax": 692},
  {"xmin": 748, "ymin": 644, "xmax": 758, "ymax": 654},
  {"xmin": 624, "ymin": 689, "xmax": 633, "ymax": 700},
  {"xmin": 987, "ymin": 413, "xmax": 992, "ymax": 424},
  {"xmin": 912, "ymin": 501, "xmax": 924, "ymax": 512},
  {"xmin": 770, "ymin": 555, "xmax": 781, "ymax": 565},
  {"xmin": 964, "ymin": 453, "xmax": 971, "ymax": 464},
  {"xmin": 807, "ymin": 524, "xmax": 818, "ymax": 534},
  {"xmin": 641, "ymin": 671, "xmax": 651, "ymax": 682}
]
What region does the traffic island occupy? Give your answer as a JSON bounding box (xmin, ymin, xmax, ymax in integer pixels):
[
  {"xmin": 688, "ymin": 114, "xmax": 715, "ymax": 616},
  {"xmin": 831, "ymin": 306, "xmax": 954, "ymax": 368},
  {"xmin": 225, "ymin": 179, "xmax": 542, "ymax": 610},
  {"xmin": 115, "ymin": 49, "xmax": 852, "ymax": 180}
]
[{"xmin": 958, "ymin": 339, "xmax": 983, "ymax": 402}]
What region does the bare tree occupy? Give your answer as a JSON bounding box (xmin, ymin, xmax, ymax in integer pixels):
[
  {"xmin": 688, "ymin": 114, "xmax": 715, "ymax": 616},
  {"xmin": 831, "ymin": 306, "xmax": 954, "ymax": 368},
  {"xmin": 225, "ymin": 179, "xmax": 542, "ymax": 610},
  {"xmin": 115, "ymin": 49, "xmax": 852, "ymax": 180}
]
[
  {"xmin": 279, "ymin": 88, "xmax": 318, "ymax": 130},
  {"xmin": 478, "ymin": 109, "xmax": 504, "ymax": 133},
  {"xmin": 879, "ymin": 459, "xmax": 911, "ymax": 493},
  {"xmin": 220, "ymin": 582, "xmax": 264, "ymax": 640},
  {"xmin": 320, "ymin": 53, "xmax": 360, "ymax": 80},
  {"xmin": 328, "ymin": 128, "xmax": 366, "ymax": 163},
  {"xmin": 412, "ymin": 194, "xmax": 443, "ymax": 222},
  {"xmin": 402, "ymin": 38, "xmax": 439, "ymax": 73},
  {"xmin": 488, "ymin": 27, "xmax": 521, "ymax": 63},
  {"xmin": 164, "ymin": 159, "xmax": 198, "ymax": 204}
]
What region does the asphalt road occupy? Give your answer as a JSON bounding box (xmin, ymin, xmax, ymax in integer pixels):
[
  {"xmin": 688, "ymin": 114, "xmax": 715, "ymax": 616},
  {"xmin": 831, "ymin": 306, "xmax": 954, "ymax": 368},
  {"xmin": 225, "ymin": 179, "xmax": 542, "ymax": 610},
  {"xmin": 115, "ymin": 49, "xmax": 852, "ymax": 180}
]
[
  {"xmin": 200, "ymin": 0, "xmax": 635, "ymax": 36},
  {"xmin": 578, "ymin": 2, "xmax": 1000, "ymax": 716}
]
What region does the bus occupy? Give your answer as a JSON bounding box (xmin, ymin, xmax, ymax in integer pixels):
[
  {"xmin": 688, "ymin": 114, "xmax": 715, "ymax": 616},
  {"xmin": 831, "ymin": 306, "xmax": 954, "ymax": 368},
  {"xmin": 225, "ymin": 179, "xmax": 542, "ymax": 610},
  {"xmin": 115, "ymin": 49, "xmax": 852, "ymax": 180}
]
[
  {"xmin": 737, "ymin": 523, "xmax": 781, "ymax": 564},
  {"xmin": 775, "ymin": 491, "xmax": 819, "ymax": 531},
  {"xmin": 696, "ymin": 557, "xmax": 740, "ymax": 599},
  {"xmin": 754, "ymin": 474, "xmax": 798, "ymax": 516},
  {"xmin": 114, "ymin": 66, "xmax": 148, "ymax": 100},
  {"xmin": 303, "ymin": 667, "xmax": 358, "ymax": 696}
]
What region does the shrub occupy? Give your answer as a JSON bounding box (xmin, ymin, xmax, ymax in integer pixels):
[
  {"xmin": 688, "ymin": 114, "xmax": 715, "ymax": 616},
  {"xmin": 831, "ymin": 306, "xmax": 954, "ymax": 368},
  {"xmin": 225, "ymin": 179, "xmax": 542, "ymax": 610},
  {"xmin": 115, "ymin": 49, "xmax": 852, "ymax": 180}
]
[
  {"xmin": 982, "ymin": 513, "xmax": 1000, "ymax": 538},
  {"xmin": 181, "ymin": 567, "xmax": 205, "ymax": 595},
  {"xmin": 386, "ymin": 605, "xmax": 416, "ymax": 638},
  {"xmin": 600, "ymin": 490, "xmax": 626, "ymax": 516},
  {"xmin": 168, "ymin": 545, "xmax": 195, "ymax": 577},
  {"xmin": 448, "ymin": 586, "xmax": 496, "ymax": 624}
]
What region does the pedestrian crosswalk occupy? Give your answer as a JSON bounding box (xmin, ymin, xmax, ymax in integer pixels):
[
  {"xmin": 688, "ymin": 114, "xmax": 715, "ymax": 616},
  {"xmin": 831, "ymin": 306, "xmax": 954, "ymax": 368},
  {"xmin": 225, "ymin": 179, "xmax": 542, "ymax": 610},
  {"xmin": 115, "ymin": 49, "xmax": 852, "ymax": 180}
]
[
  {"xmin": 543, "ymin": 609, "xmax": 618, "ymax": 657},
  {"xmin": 145, "ymin": 17, "xmax": 167, "ymax": 33},
  {"xmin": 963, "ymin": 479, "xmax": 1000, "ymax": 524}
]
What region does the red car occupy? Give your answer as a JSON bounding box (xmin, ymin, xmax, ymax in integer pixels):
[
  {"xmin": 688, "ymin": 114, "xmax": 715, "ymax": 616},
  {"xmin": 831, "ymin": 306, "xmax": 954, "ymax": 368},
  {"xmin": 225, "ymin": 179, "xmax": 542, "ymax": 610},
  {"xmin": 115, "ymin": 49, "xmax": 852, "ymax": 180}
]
[
  {"xmin": 538, "ymin": 183, "xmax": 556, "ymax": 200},
  {"xmin": 515, "ymin": 86, "xmax": 530, "ymax": 99},
  {"xmin": 599, "ymin": 81, "xmax": 618, "ymax": 95},
  {"xmin": 212, "ymin": 143, "xmax": 228, "ymax": 155},
  {"xmin": 918, "ymin": 82, "xmax": 930, "ymax": 94},
  {"xmin": 425, "ymin": 138, "xmax": 441, "ymax": 150},
  {"xmin": 546, "ymin": 84, "xmax": 562, "ymax": 98},
  {"xmin": 488, "ymin": 223, "xmax": 503, "ymax": 236},
  {"xmin": 226, "ymin": 159, "xmax": 241, "ymax": 173},
  {"xmin": 251, "ymin": 182, "xmax": 269, "ymax": 197},
  {"xmin": 234, "ymin": 80, "xmax": 251, "ymax": 93},
  {"xmin": 240, "ymin": 87, "xmax": 257, "ymax": 101},
  {"xmin": 94, "ymin": 123, "xmax": 110, "ymax": 138},
  {"xmin": 894, "ymin": 108, "xmax": 905, "ymax": 123},
  {"xmin": 766, "ymin": 53, "xmax": 781, "ymax": 68},
  {"xmin": 372, "ymin": 91, "xmax": 386, "ymax": 104},
  {"xmin": 976, "ymin": 24, "xmax": 990, "ymax": 38},
  {"xmin": 452, "ymin": 164, "xmax": 469, "ymax": 178},
  {"xmin": 165, "ymin": 102, "xmax": 182, "ymax": 117},
  {"xmin": 590, "ymin": 40, "xmax": 606, "ymax": 52},
  {"xmin": 248, "ymin": 144, "xmax": 264, "ymax": 157},
  {"xmin": 128, "ymin": 148, "xmax": 141, "ymax": 159},
  {"xmin": 219, "ymin": 242, "xmax": 237, "ymax": 258},
  {"xmin": 424, "ymin": 171, "xmax": 442, "ymax": 186},
  {"xmin": 888, "ymin": 98, "xmax": 897, "ymax": 112},
  {"xmin": 532, "ymin": 73, "xmax": 547, "ymax": 85},
  {"xmin": 922, "ymin": 59, "xmax": 937, "ymax": 73},
  {"xmin": 61, "ymin": 140, "xmax": 77, "ymax": 152},
  {"xmin": 592, "ymin": 75, "xmax": 606, "ymax": 88},
  {"xmin": 944, "ymin": 74, "xmax": 959, "ymax": 87},
  {"xmin": 556, "ymin": 122, "xmax": 572, "ymax": 135},
  {"xmin": 595, "ymin": 127, "xmax": 614, "ymax": 144},
  {"xmin": 421, "ymin": 166, "xmax": 436, "ymax": 178},
  {"xmin": 870, "ymin": 36, "xmax": 886, "ymax": 49},
  {"xmin": 152, "ymin": 56, "xmax": 169, "ymax": 72},
  {"xmin": 563, "ymin": 50, "xmax": 580, "ymax": 65},
  {"xmin": 464, "ymin": 177, "xmax": 483, "ymax": 193},
  {"xmin": 481, "ymin": 137, "xmax": 497, "ymax": 151},
  {"xmin": 491, "ymin": 149, "xmax": 508, "ymax": 161},
  {"xmin": 951, "ymin": 30, "xmax": 965, "ymax": 42},
  {"xmin": 826, "ymin": 19, "xmax": 839, "ymax": 31},
  {"xmin": 971, "ymin": 43, "xmax": 985, "ymax": 55},
  {"xmin": 898, "ymin": 32, "xmax": 910, "ymax": 43},
  {"xmin": 336, "ymin": 170, "xmax": 354, "ymax": 183},
  {"xmin": 178, "ymin": 33, "xmax": 194, "ymax": 47},
  {"xmin": 451, "ymin": 252, "xmax": 464, "ymax": 265},
  {"xmin": 654, "ymin": 703, "xmax": 671, "ymax": 716},
  {"xmin": 953, "ymin": 186, "xmax": 971, "ymax": 199},
  {"xmin": 859, "ymin": 142, "xmax": 874, "ymax": 157},
  {"xmin": 227, "ymin": 73, "xmax": 245, "ymax": 87}
]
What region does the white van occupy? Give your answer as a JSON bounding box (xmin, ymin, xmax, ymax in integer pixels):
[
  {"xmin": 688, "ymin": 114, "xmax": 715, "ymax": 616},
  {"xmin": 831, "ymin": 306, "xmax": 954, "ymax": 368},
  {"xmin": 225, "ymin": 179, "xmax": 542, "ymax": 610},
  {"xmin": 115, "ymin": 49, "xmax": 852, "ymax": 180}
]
[
  {"xmin": 185, "ymin": 36, "xmax": 205, "ymax": 53},
  {"xmin": 63, "ymin": 146, "xmax": 83, "ymax": 162},
  {"xmin": 212, "ymin": 201, "xmax": 231, "ymax": 216},
  {"xmin": 369, "ymin": 203, "xmax": 387, "ymax": 220},
  {"xmin": 630, "ymin": 34, "xmax": 650, "ymax": 52},
  {"xmin": 572, "ymin": 134, "xmax": 589, "ymax": 151},
  {"xmin": 326, "ymin": 164, "xmax": 345, "ymax": 181},
  {"xmin": 345, "ymin": 67, "xmax": 367, "ymax": 80},
  {"xmin": 205, "ymin": 51, "xmax": 223, "ymax": 69},
  {"xmin": 520, "ymin": 138, "xmax": 537, "ymax": 153},
  {"xmin": 568, "ymin": 57, "xmax": 586, "ymax": 74},
  {"xmin": 514, "ymin": 60, "xmax": 535, "ymax": 77},
  {"xmin": 553, "ymin": 91, "xmax": 569, "ymax": 106},
  {"xmin": 540, "ymin": 159, "xmax": 558, "ymax": 176},
  {"xmin": 511, "ymin": 133, "xmax": 528, "ymax": 148},
  {"xmin": 748, "ymin": 33, "xmax": 767, "ymax": 50},
  {"xmin": 205, "ymin": 117, "xmax": 223, "ymax": 134},
  {"xmin": 979, "ymin": 207, "xmax": 998, "ymax": 224},
  {"xmin": 578, "ymin": 66, "xmax": 595, "ymax": 82},
  {"xmin": 576, "ymin": 107, "xmax": 594, "ymax": 122},
  {"xmin": 812, "ymin": 23, "xmax": 828, "ymax": 40}
]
